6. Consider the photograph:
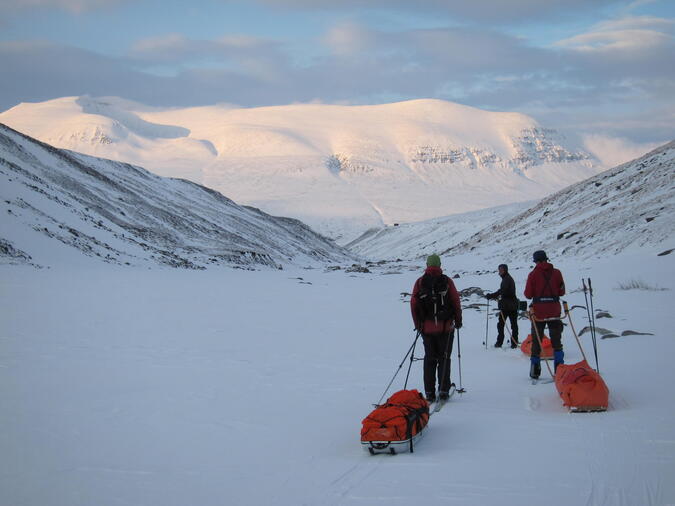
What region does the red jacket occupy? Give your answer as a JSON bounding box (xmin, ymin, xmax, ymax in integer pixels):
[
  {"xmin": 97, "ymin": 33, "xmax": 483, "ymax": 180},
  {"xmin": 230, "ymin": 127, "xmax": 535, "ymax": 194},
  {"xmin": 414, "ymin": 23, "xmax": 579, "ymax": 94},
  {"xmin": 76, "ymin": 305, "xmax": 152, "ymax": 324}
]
[
  {"xmin": 411, "ymin": 266, "xmax": 462, "ymax": 334},
  {"xmin": 524, "ymin": 262, "xmax": 565, "ymax": 319}
]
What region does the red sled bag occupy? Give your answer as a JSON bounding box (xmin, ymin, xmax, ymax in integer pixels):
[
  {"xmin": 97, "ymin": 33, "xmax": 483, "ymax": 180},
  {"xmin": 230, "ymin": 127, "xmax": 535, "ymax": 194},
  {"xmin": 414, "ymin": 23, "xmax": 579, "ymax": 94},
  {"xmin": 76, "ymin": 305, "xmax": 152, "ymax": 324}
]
[
  {"xmin": 554, "ymin": 360, "xmax": 609, "ymax": 412},
  {"xmin": 361, "ymin": 389, "xmax": 430, "ymax": 455},
  {"xmin": 520, "ymin": 333, "xmax": 553, "ymax": 359}
]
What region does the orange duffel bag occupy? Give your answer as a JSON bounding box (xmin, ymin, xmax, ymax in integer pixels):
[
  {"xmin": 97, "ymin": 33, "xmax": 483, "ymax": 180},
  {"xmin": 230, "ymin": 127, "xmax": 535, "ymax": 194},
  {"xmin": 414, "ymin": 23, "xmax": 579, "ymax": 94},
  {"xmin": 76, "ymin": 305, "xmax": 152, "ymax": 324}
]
[
  {"xmin": 520, "ymin": 333, "xmax": 553, "ymax": 359},
  {"xmin": 361, "ymin": 389, "xmax": 430, "ymax": 454},
  {"xmin": 554, "ymin": 360, "xmax": 609, "ymax": 412}
]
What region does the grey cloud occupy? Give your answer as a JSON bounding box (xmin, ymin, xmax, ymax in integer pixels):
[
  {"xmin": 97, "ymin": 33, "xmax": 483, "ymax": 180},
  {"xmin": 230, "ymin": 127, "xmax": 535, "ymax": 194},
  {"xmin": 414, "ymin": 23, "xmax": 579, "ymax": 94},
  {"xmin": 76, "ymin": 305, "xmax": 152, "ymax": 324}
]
[
  {"xmin": 1, "ymin": 18, "xmax": 673, "ymax": 144},
  {"xmin": 246, "ymin": 0, "xmax": 620, "ymax": 23},
  {"xmin": 129, "ymin": 33, "xmax": 283, "ymax": 64},
  {"xmin": 1, "ymin": 0, "xmax": 129, "ymax": 14}
]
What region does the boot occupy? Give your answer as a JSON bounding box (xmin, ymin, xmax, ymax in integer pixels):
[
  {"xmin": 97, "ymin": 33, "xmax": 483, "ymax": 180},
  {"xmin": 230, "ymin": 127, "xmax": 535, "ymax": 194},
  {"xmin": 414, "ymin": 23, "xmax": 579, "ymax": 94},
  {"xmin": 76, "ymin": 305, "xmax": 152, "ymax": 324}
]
[
  {"xmin": 494, "ymin": 338, "xmax": 503, "ymax": 348},
  {"xmin": 529, "ymin": 357, "xmax": 541, "ymax": 379},
  {"xmin": 554, "ymin": 350, "xmax": 564, "ymax": 372},
  {"xmin": 510, "ymin": 337, "xmax": 519, "ymax": 349},
  {"xmin": 425, "ymin": 392, "xmax": 436, "ymax": 403}
]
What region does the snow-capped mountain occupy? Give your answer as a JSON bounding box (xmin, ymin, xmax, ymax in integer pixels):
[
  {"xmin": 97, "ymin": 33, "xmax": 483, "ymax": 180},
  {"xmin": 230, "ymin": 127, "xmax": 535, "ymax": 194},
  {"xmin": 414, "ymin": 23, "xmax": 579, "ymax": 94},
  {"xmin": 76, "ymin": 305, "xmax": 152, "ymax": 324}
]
[
  {"xmin": 352, "ymin": 140, "xmax": 675, "ymax": 261},
  {"xmin": 0, "ymin": 96, "xmax": 601, "ymax": 242},
  {"xmin": 0, "ymin": 124, "xmax": 355, "ymax": 269}
]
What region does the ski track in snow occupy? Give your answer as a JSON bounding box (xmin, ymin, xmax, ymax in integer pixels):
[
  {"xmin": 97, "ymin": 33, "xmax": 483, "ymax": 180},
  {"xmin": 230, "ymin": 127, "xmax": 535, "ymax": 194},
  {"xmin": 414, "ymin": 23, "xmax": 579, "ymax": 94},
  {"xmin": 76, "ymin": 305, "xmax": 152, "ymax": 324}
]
[{"xmin": 1, "ymin": 254, "xmax": 674, "ymax": 506}]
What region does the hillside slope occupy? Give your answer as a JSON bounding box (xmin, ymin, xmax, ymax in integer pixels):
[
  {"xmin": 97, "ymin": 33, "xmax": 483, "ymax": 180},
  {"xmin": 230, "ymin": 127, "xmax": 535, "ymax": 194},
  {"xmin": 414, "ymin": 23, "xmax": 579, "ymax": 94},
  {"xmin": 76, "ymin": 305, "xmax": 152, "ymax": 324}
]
[
  {"xmin": 350, "ymin": 141, "xmax": 674, "ymax": 262},
  {"xmin": 0, "ymin": 96, "xmax": 601, "ymax": 242},
  {"xmin": 445, "ymin": 140, "xmax": 675, "ymax": 260},
  {"xmin": 0, "ymin": 124, "xmax": 354, "ymax": 269},
  {"xmin": 346, "ymin": 201, "xmax": 532, "ymax": 260}
]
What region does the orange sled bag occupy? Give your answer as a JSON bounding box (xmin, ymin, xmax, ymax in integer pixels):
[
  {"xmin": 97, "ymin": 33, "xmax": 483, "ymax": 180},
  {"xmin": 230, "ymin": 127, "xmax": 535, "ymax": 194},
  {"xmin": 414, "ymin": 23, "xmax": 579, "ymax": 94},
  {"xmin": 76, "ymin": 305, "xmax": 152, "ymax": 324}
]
[
  {"xmin": 554, "ymin": 360, "xmax": 609, "ymax": 412},
  {"xmin": 520, "ymin": 334, "xmax": 553, "ymax": 359},
  {"xmin": 361, "ymin": 389, "xmax": 430, "ymax": 455}
]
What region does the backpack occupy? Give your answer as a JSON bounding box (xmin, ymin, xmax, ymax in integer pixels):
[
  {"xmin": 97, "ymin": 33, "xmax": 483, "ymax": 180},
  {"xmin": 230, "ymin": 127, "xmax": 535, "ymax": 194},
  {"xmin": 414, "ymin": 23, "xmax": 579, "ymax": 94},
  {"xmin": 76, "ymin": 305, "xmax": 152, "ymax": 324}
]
[{"xmin": 416, "ymin": 274, "xmax": 455, "ymax": 323}]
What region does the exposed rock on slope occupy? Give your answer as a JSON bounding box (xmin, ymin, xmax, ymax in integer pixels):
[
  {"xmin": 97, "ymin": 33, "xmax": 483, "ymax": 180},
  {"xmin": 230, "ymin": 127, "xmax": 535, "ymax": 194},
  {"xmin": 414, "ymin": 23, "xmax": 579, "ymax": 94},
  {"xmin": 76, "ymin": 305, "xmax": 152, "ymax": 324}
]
[{"xmin": 444, "ymin": 140, "xmax": 675, "ymax": 260}]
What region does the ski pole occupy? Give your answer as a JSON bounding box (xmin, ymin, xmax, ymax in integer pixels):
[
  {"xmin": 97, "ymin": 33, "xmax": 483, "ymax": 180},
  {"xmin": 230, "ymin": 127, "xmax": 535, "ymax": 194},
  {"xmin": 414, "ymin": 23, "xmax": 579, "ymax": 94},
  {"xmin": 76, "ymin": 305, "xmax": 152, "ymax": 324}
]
[
  {"xmin": 484, "ymin": 298, "xmax": 490, "ymax": 350},
  {"xmin": 436, "ymin": 328, "xmax": 453, "ymax": 398},
  {"xmin": 376, "ymin": 331, "xmax": 421, "ymax": 405},
  {"xmin": 499, "ymin": 310, "xmax": 516, "ymax": 345},
  {"xmin": 588, "ymin": 278, "xmax": 599, "ymax": 373},
  {"xmin": 581, "ymin": 279, "xmax": 596, "ymax": 370},
  {"xmin": 456, "ymin": 328, "xmax": 466, "ymax": 394}
]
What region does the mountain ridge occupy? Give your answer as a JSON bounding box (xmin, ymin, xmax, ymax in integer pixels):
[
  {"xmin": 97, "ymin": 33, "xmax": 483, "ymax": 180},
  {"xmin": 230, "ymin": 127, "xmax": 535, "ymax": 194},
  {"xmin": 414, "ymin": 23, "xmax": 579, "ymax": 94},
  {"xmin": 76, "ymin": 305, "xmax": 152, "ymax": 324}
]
[
  {"xmin": 351, "ymin": 139, "xmax": 675, "ymax": 261},
  {"xmin": 0, "ymin": 96, "xmax": 602, "ymax": 242}
]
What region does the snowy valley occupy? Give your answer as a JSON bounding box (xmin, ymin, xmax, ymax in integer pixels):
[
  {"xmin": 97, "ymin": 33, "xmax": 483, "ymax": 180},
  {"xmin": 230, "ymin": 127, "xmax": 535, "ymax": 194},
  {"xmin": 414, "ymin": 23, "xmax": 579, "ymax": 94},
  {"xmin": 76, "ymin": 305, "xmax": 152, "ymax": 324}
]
[{"xmin": 0, "ymin": 121, "xmax": 674, "ymax": 506}]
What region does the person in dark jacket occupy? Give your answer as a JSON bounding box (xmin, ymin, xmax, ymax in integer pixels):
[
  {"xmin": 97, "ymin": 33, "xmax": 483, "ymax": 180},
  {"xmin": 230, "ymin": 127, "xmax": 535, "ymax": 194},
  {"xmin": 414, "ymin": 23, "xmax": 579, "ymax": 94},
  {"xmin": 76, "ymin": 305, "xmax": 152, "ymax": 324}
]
[
  {"xmin": 524, "ymin": 250, "xmax": 566, "ymax": 379},
  {"xmin": 486, "ymin": 264, "xmax": 519, "ymax": 348},
  {"xmin": 410, "ymin": 254, "xmax": 463, "ymax": 402}
]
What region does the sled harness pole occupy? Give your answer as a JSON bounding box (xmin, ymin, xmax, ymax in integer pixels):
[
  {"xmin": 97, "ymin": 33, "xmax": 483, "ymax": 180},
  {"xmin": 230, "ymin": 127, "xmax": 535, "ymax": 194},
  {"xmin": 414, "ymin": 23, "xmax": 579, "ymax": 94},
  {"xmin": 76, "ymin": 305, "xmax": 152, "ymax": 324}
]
[
  {"xmin": 484, "ymin": 298, "xmax": 490, "ymax": 350},
  {"xmin": 528, "ymin": 310, "xmax": 555, "ymax": 379},
  {"xmin": 403, "ymin": 331, "xmax": 420, "ymax": 390},
  {"xmin": 456, "ymin": 328, "xmax": 466, "ymax": 394},
  {"xmin": 563, "ymin": 301, "xmax": 589, "ymax": 364},
  {"xmin": 499, "ymin": 310, "xmax": 518, "ymax": 346},
  {"xmin": 588, "ymin": 278, "xmax": 599, "ymax": 374},
  {"xmin": 376, "ymin": 331, "xmax": 421, "ymax": 406}
]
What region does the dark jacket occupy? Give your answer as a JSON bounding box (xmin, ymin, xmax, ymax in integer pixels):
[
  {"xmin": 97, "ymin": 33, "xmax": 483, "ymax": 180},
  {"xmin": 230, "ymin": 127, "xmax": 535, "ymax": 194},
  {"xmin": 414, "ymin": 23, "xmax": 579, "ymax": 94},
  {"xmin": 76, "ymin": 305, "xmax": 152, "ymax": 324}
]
[
  {"xmin": 524, "ymin": 261, "xmax": 565, "ymax": 319},
  {"xmin": 489, "ymin": 272, "xmax": 517, "ymax": 311},
  {"xmin": 411, "ymin": 266, "xmax": 462, "ymax": 334}
]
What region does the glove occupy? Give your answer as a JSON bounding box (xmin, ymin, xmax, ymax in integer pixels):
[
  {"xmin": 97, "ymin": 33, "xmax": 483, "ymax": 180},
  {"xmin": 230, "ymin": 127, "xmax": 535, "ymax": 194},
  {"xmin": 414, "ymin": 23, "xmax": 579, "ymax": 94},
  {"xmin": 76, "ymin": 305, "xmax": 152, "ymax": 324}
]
[
  {"xmin": 485, "ymin": 293, "xmax": 494, "ymax": 300},
  {"xmin": 455, "ymin": 321, "xmax": 462, "ymax": 329}
]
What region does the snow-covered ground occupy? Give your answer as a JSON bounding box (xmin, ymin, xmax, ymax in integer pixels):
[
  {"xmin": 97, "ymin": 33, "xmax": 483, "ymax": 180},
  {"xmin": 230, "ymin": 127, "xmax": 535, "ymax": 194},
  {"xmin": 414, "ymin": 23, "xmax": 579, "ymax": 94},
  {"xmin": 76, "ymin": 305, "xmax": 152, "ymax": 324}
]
[{"xmin": 2, "ymin": 250, "xmax": 674, "ymax": 506}]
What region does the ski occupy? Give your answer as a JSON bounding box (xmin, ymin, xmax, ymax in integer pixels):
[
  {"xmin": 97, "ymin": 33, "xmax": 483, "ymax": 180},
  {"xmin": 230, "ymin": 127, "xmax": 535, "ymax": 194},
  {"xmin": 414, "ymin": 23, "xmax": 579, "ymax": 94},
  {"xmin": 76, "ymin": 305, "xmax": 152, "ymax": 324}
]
[{"xmin": 432, "ymin": 384, "xmax": 456, "ymax": 413}]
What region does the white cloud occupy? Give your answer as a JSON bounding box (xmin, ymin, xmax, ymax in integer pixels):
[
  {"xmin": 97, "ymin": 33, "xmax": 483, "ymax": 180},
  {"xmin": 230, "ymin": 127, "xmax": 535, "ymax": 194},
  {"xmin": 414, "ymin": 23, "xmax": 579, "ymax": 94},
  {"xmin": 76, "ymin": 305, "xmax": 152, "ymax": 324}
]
[
  {"xmin": 556, "ymin": 15, "xmax": 674, "ymax": 52},
  {"xmin": 582, "ymin": 134, "xmax": 663, "ymax": 167},
  {"xmin": 323, "ymin": 23, "xmax": 375, "ymax": 56}
]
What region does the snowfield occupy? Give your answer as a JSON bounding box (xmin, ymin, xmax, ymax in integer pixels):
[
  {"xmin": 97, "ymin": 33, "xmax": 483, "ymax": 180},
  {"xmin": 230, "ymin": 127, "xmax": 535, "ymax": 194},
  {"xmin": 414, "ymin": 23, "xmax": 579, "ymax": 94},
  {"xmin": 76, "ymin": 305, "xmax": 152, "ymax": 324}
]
[{"xmin": 2, "ymin": 251, "xmax": 674, "ymax": 506}]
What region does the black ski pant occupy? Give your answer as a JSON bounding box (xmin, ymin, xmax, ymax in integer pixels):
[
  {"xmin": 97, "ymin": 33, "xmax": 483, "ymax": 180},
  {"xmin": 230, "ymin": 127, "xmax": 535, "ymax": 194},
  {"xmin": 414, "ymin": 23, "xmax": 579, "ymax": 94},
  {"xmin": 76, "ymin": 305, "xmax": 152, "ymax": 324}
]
[
  {"xmin": 421, "ymin": 331, "xmax": 454, "ymax": 395},
  {"xmin": 497, "ymin": 310, "xmax": 519, "ymax": 345},
  {"xmin": 531, "ymin": 319, "xmax": 563, "ymax": 357}
]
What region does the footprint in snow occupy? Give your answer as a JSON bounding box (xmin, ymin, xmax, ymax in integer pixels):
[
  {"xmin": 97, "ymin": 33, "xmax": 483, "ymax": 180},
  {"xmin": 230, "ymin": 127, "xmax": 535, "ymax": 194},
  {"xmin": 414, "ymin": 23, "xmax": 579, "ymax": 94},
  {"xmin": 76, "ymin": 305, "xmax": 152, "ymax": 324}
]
[{"xmin": 525, "ymin": 397, "xmax": 540, "ymax": 411}]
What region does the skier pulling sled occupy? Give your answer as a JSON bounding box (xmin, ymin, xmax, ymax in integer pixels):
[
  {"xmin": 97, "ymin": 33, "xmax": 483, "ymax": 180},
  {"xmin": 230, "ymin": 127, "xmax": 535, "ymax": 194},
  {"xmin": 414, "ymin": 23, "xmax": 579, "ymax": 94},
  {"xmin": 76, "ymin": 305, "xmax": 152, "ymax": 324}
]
[{"xmin": 360, "ymin": 255, "xmax": 466, "ymax": 455}]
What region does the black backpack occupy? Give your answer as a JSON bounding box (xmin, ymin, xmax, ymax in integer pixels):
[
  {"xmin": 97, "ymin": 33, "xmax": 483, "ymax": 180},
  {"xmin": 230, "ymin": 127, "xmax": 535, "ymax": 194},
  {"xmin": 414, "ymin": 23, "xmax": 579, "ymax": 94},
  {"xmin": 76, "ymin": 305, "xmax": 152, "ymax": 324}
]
[{"xmin": 416, "ymin": 274, "xmax": 455, "ymax": 323}]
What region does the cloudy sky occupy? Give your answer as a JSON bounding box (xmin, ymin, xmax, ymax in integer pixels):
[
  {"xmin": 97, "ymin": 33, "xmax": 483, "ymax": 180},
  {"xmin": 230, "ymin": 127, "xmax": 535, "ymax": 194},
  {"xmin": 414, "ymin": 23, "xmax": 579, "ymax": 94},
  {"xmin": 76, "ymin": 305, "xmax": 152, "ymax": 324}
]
[{"xmin": 1, "ymin": 0, "xmax": 674, "ymax": 163}]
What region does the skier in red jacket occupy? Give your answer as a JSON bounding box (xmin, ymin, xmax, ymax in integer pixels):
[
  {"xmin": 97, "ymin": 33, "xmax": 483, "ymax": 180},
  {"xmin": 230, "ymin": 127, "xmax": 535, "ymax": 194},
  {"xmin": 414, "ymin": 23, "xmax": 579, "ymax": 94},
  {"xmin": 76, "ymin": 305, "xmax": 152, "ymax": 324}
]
[
  {"xmin": 524, "ymin": 250, "xmax": 566, "ymax": 379},
  {"xmin": 411, "ymin": 254, "xmax": 462, "ymax": 402}
]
